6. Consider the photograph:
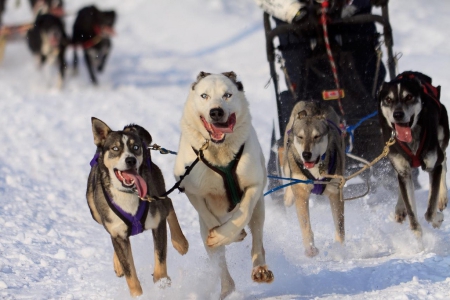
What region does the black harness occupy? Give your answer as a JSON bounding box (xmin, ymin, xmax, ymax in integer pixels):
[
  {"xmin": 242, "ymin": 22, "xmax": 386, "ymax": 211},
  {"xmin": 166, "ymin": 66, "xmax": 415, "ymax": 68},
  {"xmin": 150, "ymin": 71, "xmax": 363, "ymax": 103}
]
[{"xmin": 193, "ymin": 144, "xmax": 245, "ymax": 212}]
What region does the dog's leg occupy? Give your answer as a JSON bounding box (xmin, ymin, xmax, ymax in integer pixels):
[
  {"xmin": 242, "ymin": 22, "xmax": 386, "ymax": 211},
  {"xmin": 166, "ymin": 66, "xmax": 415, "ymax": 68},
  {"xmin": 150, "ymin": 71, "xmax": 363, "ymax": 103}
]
[
  {"xmin": 57, "ymin": 46, "xmax": 65, "ymax": 89},
  {"xmin": 111, "ymin": 236, "xmax": 142, "ymax": 297},
  {"xmin": 397, "ymin": 171, "xmax": 422, "ymax": 238},
  {"xmin": 84, "ymin": 49, "xmax": 98, "ymax": 85},
  {"xmin": 206, "ymin": 186, "xmax": 261, "ymax": 248},
  {"xmin": 439, "ymin": 156, "xmax": 448, "ymax": 211},
  {"xmin": 328, "ymin": 191, "xmax": 345, "ymax": 244},
  {"xmin": 248, "ymin": 198, "xmax": 274, "ymax": 283},
  {"xmin": 113, "ymin": 251, "xmax": 124, "ymax": 277},
  {"xmin": 185, "ymin": 192, "xmax": 221, "ymax": 231},
  {"xmin": 200, "ymin": 218, "xmax": 235, "ymax": 299},
  {"xmin": 395, "ymin": 193, "xmax": 407, "ymax": 223},
  {"xmin": 292, "ymin": 184, "xmax": 318, "ymax": 257},
  {"xmin": 152, "ymin": 220, "xmax": 170, "ymax": 285},
  {"xmin": 165, "ymin": 200, "xmax": 189, "ymax": 255},
  {"xmin": 73, "ymin": 48, "xmax": 79, "ymax": 75},
  {"xmin": 424, "ymin": 164, "xmax": 444, "ymax": 229}
]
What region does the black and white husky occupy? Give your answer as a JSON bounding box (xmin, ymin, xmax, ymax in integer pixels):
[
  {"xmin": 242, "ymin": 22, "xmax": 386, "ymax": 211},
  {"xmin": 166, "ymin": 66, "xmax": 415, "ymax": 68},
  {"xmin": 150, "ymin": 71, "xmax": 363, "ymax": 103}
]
[
  {"xmin": 87, "ymin": 118, "xmax": 188, "ymax": 297},
  {"xmin": 26, "ymin": 13, "xmax": 68, "ymax": 88},
  {"xmin": 378, "ymin": 71, "xmax": 449, "ymax": 240}
]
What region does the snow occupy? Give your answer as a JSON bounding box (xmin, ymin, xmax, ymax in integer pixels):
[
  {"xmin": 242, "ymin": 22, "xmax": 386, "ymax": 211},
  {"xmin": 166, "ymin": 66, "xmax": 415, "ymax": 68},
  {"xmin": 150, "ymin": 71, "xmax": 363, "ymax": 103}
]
[{"xmin": 1, "ymin": 0, "xmax": 450, "ymax": 299}]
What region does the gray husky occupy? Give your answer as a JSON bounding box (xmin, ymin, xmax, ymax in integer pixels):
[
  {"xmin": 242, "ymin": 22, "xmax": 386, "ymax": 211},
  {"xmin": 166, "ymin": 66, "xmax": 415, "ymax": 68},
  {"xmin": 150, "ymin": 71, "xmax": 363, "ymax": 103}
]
[
  {"xmin": 86, "ymin": 117, "xmax": 188, "ymax": 297},
  {"xmin": 282, "ymin": 101, "xmax": 345, "ymax": 257}
]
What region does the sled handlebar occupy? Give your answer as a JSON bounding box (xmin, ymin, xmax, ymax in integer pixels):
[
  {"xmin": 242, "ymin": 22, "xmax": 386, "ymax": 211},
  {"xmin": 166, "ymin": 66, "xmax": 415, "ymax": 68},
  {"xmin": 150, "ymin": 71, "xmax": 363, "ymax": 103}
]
[{"xmin": 264, "ymin": 8, "xmax": 396, "ymax": 80}]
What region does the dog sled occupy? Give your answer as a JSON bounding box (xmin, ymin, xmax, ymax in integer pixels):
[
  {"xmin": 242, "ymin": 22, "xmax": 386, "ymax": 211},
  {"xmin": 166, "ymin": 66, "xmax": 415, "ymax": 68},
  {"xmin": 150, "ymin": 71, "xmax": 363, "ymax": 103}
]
[{"xmin": 264, "ymin": 1, "xmax": 399, "ymax": 199}]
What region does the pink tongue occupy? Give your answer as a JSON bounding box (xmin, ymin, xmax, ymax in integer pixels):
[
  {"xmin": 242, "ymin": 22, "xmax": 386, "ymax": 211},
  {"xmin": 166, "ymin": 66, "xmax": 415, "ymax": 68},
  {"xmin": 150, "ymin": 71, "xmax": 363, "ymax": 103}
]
[
  {"xmin": 210, "ymin": 113, "xmax": 236, "ymax": 134},
  {"xmin": 395, "ymin": 124, "xmax": 412, "ymax": 143},
  {"xmin": 304, "ymin": 162, "xmax": 316, "ymax": 169},
  {"xmin": 201, "ymin": 114, "xmax": 236, "ymax": 140},
  {"xmin": 121, "ymin": 170, "xmax": 147, "ymax": 198}
]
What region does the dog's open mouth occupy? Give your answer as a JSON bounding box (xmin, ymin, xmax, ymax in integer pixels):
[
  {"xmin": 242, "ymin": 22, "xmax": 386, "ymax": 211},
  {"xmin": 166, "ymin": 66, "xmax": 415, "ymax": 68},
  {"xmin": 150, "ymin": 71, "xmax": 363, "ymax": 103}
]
[
  {"xmin": 303, "ymin": 156, "xmax": 320, "ymax": 169},
  {"xmin": 114, "ymin": 169, "xmax": 147, "ymax": 198},
  {"xmin": 201, "ymin": 113, "xmax": 236, "ymax": 143},
  {"xmin": 393, "ymin": 115, "xmax": 414, "ymax": 143}
]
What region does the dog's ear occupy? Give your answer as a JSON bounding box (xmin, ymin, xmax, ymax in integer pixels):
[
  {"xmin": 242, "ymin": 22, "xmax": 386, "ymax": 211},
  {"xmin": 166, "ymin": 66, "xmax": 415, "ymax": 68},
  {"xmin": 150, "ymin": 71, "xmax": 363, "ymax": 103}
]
[
  {"xmin": 123, "ymin": 124, "xmax": 153, "ymax": 146},
  {"xmin": 91, "ymin": 117, "xmax": 112, "ymax": 147},
  {"xmin": 297, "ymin": 110, "xmax": 307, "ymax": 119},
  {"xmin": 222, "ymin": 71, "xmax": 244, "ymax": 92},
  {"xmin": 191, "ymin": 71, "xmax": 211, "ymax": 90}
]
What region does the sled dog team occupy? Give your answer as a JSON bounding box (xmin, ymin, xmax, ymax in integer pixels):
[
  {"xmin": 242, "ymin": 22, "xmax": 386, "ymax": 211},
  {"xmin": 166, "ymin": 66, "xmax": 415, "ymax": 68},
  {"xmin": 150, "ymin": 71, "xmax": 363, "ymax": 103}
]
[{"xmin": 87, "ymin": 70, "xmax": 449, "ymax": 298}]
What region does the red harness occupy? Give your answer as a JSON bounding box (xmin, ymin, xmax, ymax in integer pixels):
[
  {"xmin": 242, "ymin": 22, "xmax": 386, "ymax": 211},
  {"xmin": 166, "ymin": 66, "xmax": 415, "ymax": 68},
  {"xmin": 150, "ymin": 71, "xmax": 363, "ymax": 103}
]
[
  {"xmin": 80, "ymin": 26, "xmax": 116, "ymax": 50},
  {"xmin": 394, "ymin": 72, "xmax": 441, "ymax": 168}
]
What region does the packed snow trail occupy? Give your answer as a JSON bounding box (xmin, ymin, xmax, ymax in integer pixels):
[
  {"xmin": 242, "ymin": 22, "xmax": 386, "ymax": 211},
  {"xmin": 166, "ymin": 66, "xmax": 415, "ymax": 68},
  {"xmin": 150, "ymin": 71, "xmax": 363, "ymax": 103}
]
[{"xmin": 0, "ymin": 0, "xmax": 449, "ymax": 299}]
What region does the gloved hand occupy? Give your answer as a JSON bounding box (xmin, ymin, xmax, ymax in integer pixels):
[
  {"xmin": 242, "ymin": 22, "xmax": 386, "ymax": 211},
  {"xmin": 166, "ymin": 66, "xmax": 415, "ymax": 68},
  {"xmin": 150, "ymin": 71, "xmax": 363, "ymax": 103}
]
[
  {"xmin": 371, "ymin": 0, "xmax": 389, "ymax": 7},
  {"xmin": 293, "ymin": 7, "xmax": 308, "ymax": 23}
]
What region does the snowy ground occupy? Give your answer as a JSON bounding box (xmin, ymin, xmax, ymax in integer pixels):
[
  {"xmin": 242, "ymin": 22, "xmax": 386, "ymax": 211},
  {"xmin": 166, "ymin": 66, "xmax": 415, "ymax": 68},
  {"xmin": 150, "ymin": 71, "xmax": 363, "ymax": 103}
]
[{"xmin": 1, "ymin": 0, "xmax": 450, "ymax": 299}]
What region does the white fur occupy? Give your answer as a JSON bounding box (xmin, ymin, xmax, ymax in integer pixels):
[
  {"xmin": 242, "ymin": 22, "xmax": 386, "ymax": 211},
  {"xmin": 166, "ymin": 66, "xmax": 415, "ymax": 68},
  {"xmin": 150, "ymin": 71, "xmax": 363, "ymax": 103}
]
[{"xmin": 174, "ymin": 73, "xmax": 272, "ymax": 296}]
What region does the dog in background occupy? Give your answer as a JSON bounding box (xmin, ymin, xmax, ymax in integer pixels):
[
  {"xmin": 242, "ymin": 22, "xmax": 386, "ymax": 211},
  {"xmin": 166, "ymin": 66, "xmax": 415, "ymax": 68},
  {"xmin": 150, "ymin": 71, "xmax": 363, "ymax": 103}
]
[
  {"xmin": 29, "ymin": 0, "xmax": 64, "ymax": 17},
  {"xmin": 26, "ymin": 13, "xmax": 69, "ymax": 88},
  {"xmin": 72, "ymin": 5, "xmax": 116, "ymax": 85},
  {"xmin": 378, "ymin": 71, "xmax": 449, "ymax": 240},
  {"xmin": 282, "ymin": 101, "xmax": 345, "ymax": 257},
  {"xmin": 87, "ymin": 118, "xmax": 188, "ymax": 297},
  {"xmin": 174, "ymin": 72, "xmax": 274, "ymax": 299}
]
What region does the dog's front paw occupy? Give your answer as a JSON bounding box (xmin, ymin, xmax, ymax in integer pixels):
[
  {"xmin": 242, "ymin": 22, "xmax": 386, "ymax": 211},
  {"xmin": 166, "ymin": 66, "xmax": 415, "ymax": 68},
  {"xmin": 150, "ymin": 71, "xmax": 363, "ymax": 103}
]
[
  {"xmin": 172, "ymin": 236, "xmax": 189, "ymax": 255},
  {"xmin": 251, "ymin": 265, "xmax": 274, "ymax": 283},
  {"xmin": 427, "ymin": 211, "xmax": 444, "ymax": 229},
  {"xmin": 206, "ymin": 226, "xmax": 229, "ymax": 248},
  {"xmin": 154, "ymin": 277, "xmax": 171, "ymax": 289},
  {"xmin": 439, "ymin": 194, "xmax": 448, "ymax": 211},
  {"xmin": 233, "ymin": 229, "xmax": 247, "ymax": 243},
  {"xmin": 395, "ymin": 208, "xmax": 407, "ymax": 223},
  {"xmin": 305, "ymin": 246, "xmax": 319, "ymax": 257}
]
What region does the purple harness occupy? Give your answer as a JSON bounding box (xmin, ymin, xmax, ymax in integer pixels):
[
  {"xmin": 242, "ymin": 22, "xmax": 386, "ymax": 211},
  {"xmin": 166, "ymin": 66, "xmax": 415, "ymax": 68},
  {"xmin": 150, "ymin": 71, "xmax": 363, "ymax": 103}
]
[
  {"xmin": 90, "ymin": 144, "xmax": 151, "ymax": 237},
  {"xmin": 289, "ymin": 119, "xmax": 341, "ymax": 195}
]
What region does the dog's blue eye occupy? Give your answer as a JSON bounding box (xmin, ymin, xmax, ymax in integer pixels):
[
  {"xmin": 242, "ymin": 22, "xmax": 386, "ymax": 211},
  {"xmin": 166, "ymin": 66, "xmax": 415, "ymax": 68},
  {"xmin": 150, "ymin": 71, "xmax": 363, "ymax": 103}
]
[
  {"xmin": 112, "ymin": 146, "xmax": 119, "ymax": 151},
  {"xmin": 133, "ymin": 145, "xmax": 139, "ymax": 150},
  {"xmin": 223, "ymin": 93, "xmax": 232, "ymax": 99},
  {"xmin": 201, "ymin": 93, "xmax": 208, "ymax": 99}
]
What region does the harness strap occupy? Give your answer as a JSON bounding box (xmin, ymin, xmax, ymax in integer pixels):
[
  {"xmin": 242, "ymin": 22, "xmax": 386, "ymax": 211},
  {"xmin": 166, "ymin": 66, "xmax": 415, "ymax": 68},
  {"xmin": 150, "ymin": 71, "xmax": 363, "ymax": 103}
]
[
  {"xmin": 193, "ymin": 144, "xmax": 245, "ymax": 212},
  {"xmin": 396, "ymin": 129, "xmax": 427, "ymax": 168},
  {"xmin": 101, "ymin": 183, "xmax": 149, "ymax": 237},
  {"xmin": 90, "ymin": 145, "xmax": 151, "ymax": 237},
  {"xmin": 300, "ymin": 149, "xmax": 337, "ymax": 195}
]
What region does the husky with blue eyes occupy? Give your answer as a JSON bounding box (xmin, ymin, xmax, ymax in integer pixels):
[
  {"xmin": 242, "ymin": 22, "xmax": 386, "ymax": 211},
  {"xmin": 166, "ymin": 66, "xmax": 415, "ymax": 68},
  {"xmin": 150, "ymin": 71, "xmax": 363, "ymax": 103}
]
[
  {"xmin": 86, "ymin": 118, "xmax": 188, "ymax": 297},
  {"xmin": 378, "ymin": 71, "xmax": 449, "ymax": 242},
  {"xmin": 174, "ymin": 72, "xmax": 274, "ymax": 299}
]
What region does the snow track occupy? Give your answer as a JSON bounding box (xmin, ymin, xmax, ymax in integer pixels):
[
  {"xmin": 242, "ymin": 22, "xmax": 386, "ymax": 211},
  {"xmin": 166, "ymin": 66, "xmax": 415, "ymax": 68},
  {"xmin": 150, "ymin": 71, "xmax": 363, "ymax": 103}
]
[{"xmin": 0, "ymin": 0, "xmax": 449, "ymax": 299}]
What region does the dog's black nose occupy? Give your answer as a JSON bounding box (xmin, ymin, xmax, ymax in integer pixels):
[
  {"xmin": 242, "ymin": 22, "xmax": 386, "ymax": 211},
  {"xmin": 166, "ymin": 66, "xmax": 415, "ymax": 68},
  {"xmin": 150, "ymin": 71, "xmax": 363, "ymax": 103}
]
[
  {"xmin": 393, "ymin": 111, "xmax": 405, "ymax": 121},
  {"xmin": 209, "ymin": 108, "xmax": 224, "ymax": 122},
  {"xmin": 302, "ymin": 152, "xmax": 312, "ymax": 161},
  {"xmin": 125, "ymin": 157, "xmax": 137, "ymax": 167}
]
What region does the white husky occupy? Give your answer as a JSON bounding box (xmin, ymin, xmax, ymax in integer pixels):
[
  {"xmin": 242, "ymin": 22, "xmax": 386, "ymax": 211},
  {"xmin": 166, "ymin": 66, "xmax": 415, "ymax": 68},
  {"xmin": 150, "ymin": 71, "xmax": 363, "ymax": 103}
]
[{"xmin": 174, "ymin": 71, "xmax": 274, "ymax": 299}]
